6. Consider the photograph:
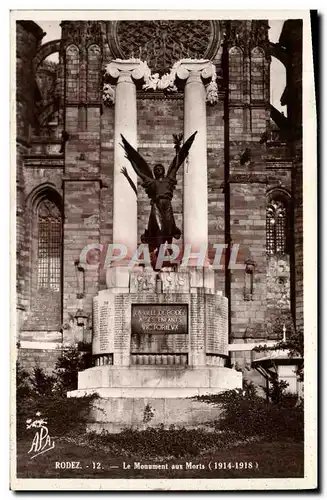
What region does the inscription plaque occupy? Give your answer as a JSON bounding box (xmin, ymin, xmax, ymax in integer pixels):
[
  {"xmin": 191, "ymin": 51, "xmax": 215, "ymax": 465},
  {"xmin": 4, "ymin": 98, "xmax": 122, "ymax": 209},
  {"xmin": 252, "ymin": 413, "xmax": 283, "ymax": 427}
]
[
  {"xmin": 131, "ymin": 304, "xmax": 188, "ymax": 335},
  {"xmin": 93, "ymin": 294, "xmax": 115, "ymax": 355}
]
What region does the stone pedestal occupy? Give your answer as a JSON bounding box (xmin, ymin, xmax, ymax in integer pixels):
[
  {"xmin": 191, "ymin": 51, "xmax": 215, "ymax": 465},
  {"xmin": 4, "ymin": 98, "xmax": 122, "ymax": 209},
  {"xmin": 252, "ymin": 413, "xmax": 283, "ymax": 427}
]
[
  {"xmin": 69, "ymin": 266, "xmax": 242, "ymax": 430},
  {"xmin": 90, "ymin": 266, "xmax": 230, "ymax": 369}
]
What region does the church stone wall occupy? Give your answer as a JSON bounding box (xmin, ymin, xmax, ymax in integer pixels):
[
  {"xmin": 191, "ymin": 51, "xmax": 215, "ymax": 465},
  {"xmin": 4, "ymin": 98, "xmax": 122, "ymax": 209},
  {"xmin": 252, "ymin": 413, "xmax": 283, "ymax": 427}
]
[
  {"xmin": 16, "ymin": 21, "xmax": 45, "ymax": 330},
  {"xmin": 229, "ymin": 183, "xmax": 267, "ymax": 339}
]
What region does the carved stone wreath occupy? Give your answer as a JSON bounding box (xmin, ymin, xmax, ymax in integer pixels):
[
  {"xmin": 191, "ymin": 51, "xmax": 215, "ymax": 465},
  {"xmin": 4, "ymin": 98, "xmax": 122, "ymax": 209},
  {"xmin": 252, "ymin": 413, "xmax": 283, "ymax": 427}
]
[{"xmin": 107, "ymin": 20, "xmax": 221, "ymax": 75}]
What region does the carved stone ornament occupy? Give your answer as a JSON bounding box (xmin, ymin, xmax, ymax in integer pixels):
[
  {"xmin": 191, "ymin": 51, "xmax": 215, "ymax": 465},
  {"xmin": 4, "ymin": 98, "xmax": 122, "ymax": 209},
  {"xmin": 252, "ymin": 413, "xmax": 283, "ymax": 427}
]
[
  {"xmin": 107, "ymin": 20, "xmax": 221, "ymax": 75},
  {"xmin": 205, "ymin": 79, "xmax": 219, "ymax": 105},
  {"xmin": 160, "ymin": 268, "xmax": 190, "ymax": 293},
  {"xmin": 102, "ymin": 83, "xmax": 115, "ymax": 105},
  {"xmin": 130, "ymin": 268, "xmax": 157, "ymax": 293},
  {"xmin": 142, "ymin": 59, "xmax": 219, "ymax": 103}
]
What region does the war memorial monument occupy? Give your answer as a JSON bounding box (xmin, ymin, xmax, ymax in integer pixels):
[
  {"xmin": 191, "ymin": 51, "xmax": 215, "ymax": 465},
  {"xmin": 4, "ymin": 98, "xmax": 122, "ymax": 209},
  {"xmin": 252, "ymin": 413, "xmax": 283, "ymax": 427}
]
[{"xmin": 16, "ymin": 19, "xmax": 303, "ymax": 431}]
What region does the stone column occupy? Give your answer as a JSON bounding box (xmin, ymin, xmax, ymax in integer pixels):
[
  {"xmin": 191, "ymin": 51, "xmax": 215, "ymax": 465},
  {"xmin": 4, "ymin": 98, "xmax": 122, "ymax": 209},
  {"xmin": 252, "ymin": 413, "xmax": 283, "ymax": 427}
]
[
  {"xmin": 177, "ymin": 61, "xmax": 215, "ymax": 254},
  {"xmin": 176, "ymin": 61, "xmax": 216, "ymax": 367},
  {"xmin": 106, "ymin": 60, "xmax": 147, "ymax": 260}
]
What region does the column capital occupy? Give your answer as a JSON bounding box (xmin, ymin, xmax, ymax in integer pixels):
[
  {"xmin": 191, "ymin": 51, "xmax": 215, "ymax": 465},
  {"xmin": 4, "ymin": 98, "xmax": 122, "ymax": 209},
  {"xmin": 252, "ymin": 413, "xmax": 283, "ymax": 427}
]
[
  {"xmin": 103, "ymin": 59, "xmax": 151, "ymax": 106},
  {"xmin": 176, "ymin": 59, "xmax": 218, "ymax": 105},
  {"xmin": 175, "ymin": 59, "xmax": 215, "ymax": 81},
  {"xmin": 105, "ymin": 59, "xmax": 151, "ymax": 82}
]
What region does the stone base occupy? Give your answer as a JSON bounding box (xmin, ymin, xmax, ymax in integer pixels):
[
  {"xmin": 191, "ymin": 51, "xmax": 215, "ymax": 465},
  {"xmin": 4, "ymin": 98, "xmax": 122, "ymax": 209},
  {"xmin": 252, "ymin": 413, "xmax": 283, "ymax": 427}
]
[
  {"xmin": 69, "ymin": 365, "xmax": 241, "ymax": 397},
  {"xmin": 79, "ymin": 397, "xmax": 224, "ymax": 434},
  {"xmin": 68, "ymin": 366, "xmax": 242, "ymax": 433}
]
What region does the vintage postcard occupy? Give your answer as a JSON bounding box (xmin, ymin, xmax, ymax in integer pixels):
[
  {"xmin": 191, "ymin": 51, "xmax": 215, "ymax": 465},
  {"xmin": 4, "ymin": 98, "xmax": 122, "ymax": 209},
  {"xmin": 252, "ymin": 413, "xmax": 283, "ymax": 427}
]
[{"xmin": 10, "ymin": 9, "xmax": 317, "ymax": 491}]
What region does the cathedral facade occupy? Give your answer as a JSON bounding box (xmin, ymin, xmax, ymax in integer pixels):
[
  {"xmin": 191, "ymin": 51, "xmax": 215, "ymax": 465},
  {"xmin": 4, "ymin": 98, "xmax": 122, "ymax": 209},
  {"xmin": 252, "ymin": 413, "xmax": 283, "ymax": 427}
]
[{"xmin": 16, "ymin": 19, "xmax": 303, "ymax": 386}]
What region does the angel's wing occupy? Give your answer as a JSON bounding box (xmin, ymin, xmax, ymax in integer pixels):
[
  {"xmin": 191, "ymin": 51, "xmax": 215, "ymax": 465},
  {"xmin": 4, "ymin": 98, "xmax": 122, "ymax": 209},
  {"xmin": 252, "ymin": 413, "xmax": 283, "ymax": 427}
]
[
  {"xmin": 120, "ymin": 134, "xmax": 153, "ymax": 180},
  {"xmin": 167, "ymin": 131, "xmax": 197, "ymax": 178}
]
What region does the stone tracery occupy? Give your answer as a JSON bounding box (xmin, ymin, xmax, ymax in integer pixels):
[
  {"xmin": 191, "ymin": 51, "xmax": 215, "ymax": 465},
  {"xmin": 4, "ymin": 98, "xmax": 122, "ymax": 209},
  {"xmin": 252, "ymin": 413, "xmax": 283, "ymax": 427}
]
[{"xmin": 108, "ymin": 20, "xmax": 221, "ymax": 75}]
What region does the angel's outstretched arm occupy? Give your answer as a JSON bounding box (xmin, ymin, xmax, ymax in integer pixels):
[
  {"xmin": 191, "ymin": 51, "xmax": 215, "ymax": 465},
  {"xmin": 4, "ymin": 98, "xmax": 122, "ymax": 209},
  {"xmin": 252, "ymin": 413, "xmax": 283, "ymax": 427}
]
[
  {"xmin": 121, "ymin": 167, "xmax": 137, "ymax": 196},
  {"xmin": 167, "ymin": 131, "xmax": 197, "ymax": 179}
]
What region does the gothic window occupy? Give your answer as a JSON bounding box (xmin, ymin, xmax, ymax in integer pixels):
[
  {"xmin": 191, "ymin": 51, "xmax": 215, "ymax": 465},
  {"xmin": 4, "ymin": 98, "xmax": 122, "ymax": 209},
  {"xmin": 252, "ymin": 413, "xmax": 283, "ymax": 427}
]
[
  {"xmin": 66, "ymin": 44, "xmax": 80, "ymax": 102},
  {"xmin": 266, "ymin": 199, "xmax": 288, "ymax": 254},
  {"xmin": 37, "ymin": 199, "xmax": 62, "ymax": 291},
  {"xmin": 23, "ymin": 187, "xmax": 63, "ymax": 331},
  {"xmin": 229, "ymin": 46, "xmax": 243, "ymax": 102},
  {"xmin": 251, "ymin": 47, "xmax": 265, "ymax": 101},
  {"xmin": 87, "ymin": 44, "xmax": 101, "ymax": 102}
]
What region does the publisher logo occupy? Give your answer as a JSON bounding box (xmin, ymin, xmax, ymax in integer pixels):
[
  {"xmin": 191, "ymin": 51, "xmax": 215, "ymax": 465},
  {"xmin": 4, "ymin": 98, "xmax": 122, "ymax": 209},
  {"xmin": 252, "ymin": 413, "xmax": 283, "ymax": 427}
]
[{"xmin": 26, "ymin": 412, "xmax": 55, "ymax": 459}]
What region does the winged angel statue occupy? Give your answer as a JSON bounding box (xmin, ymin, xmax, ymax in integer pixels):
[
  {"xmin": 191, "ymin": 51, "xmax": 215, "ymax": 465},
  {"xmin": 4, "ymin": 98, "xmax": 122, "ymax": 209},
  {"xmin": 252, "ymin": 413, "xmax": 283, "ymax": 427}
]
[{"xmin": 120, "ymin": 131, "xmax": 197, "ymax": 264}]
